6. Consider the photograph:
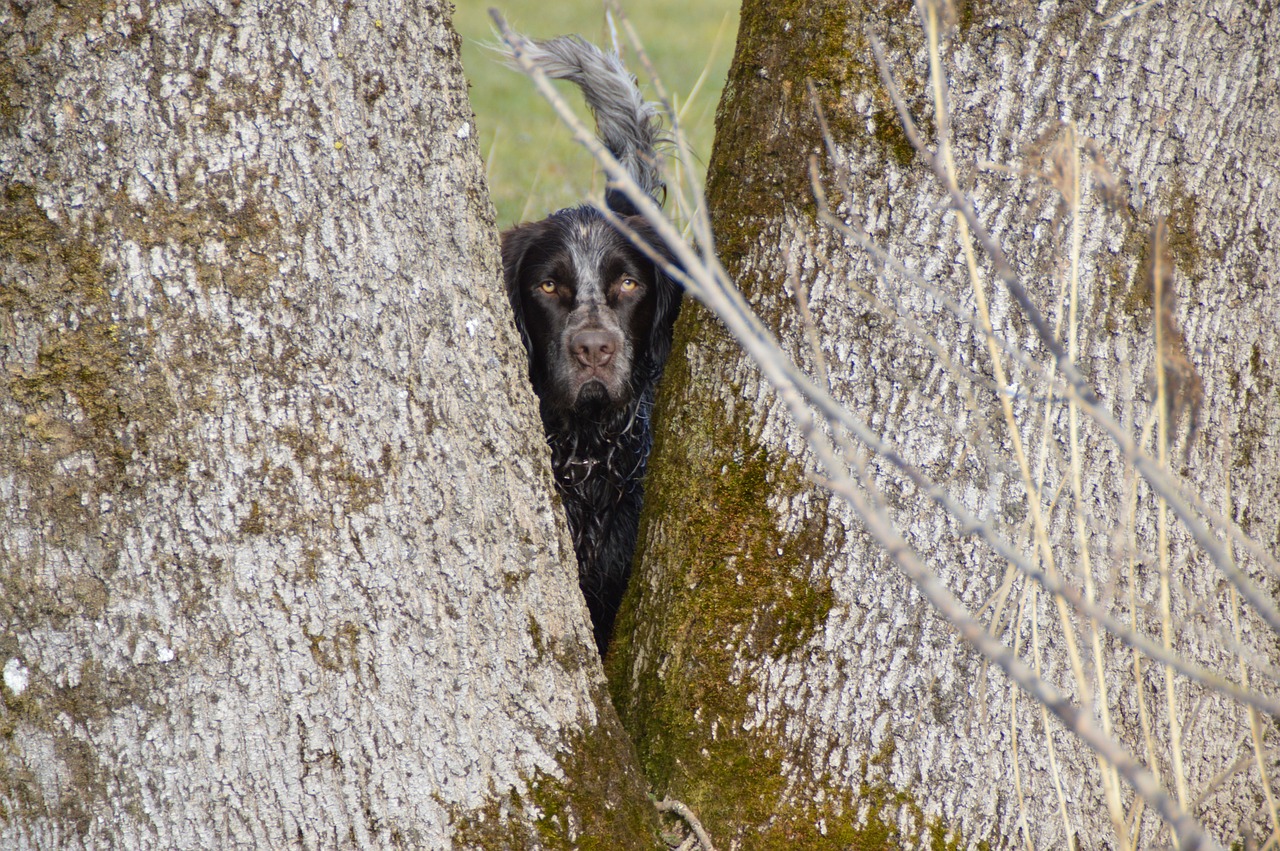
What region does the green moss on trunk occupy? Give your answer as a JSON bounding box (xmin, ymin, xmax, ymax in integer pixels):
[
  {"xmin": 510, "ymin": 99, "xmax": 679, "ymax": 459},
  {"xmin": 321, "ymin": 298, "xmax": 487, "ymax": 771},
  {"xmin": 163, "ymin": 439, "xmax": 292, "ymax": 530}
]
[
  {"xmin": 448, "ymin": 705, "xmax": 660, "ymax": 850},
  {"xmin": 0, "ymin": 183, "xmax": 181, "ymax": 550}
]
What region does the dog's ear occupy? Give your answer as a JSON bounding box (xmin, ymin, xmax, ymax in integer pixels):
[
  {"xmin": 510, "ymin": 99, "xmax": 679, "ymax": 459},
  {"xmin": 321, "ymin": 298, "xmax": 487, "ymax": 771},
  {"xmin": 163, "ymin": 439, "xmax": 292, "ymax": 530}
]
[
  {"xmin": 500, "ymin": 220, "xmax": 553, "ymax": 356},
  {"xmin": 604, "ymin": 188, "xmax": 640, "ymax": 218},
  {"xmin": 625, "ymin": 215, "xmax": 684, "ymax": 373},
  {"xmin": 606, "ymin": 184, "xmax": 666, "ymax": 218}
]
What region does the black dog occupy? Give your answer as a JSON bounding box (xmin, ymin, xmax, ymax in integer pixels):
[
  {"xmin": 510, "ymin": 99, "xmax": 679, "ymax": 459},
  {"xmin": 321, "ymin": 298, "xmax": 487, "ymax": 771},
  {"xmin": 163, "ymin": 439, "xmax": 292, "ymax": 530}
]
[{"xmin": 500, "ymin": 36, "xmax": 682, "ymax": 655}]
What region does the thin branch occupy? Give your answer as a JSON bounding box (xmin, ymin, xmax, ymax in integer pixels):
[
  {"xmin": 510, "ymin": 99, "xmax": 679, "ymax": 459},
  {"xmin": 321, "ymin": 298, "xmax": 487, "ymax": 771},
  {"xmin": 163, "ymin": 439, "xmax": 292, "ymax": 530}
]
[
  {"xmin": 656, "ymin": 797, "xmax": 718, "ymax": 851},
  {"xmin": 1102, "ymin": 0, "xmax": 1164, "ymax": 27}
]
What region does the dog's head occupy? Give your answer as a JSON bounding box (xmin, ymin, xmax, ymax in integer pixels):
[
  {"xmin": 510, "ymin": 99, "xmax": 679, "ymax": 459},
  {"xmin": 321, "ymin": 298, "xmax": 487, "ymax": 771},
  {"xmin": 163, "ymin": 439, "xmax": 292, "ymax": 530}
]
[{"xmin": 502, "ymin": 207, "xmax": 681, "ymax": 421}]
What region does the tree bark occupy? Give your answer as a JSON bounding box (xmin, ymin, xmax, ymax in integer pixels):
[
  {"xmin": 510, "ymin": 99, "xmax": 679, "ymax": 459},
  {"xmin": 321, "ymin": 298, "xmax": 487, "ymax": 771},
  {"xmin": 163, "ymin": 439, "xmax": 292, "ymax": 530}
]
[
  {"xmin": 614, "ymin": 1, "xmax": 1280, "ymax": 848},
  {"xmin": 0, "ymin": 1, "xmax": 654, "ymax": 847}
]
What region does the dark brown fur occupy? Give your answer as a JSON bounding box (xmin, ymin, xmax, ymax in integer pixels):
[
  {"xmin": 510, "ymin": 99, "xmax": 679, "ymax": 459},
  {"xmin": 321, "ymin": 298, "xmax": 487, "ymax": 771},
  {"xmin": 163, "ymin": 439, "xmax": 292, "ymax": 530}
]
[{"xmin": 503, "ymin": 206, "xmax": 681, "ymax": 654}]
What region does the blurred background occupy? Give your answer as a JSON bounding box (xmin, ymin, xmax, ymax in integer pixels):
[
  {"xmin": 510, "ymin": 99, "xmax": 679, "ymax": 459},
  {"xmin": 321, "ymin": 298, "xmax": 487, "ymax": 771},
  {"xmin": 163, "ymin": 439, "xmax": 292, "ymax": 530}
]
[{"xmin": 453, "ymin": 1, "xmax": 741, "ymax": 228}]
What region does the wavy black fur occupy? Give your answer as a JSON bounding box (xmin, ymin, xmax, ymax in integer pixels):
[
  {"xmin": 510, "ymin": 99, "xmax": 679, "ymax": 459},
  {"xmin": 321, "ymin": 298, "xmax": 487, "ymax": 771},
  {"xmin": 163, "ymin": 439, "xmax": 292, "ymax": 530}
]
[{"xmin": 501, "ymin": 35, "xmax": 682, "ymax": 655}]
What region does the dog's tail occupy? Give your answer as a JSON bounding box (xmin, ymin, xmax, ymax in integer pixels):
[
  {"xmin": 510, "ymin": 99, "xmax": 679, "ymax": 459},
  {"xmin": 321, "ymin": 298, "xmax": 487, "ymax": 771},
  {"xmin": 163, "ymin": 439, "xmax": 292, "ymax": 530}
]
[{"xmin": 511, "ymin": 35, "xmax": 664, "ymax": 210}]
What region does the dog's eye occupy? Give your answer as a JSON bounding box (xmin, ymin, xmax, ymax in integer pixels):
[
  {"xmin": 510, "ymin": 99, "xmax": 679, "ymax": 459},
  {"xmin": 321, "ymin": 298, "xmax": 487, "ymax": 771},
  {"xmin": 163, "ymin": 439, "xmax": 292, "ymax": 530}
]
[
  {"xmin": 619, "ymin": 277, "xmax": 639, "ymax": 293},
  {"xmin": 538, "ymin": 280, "xmax": 557, "ymax": 294}
]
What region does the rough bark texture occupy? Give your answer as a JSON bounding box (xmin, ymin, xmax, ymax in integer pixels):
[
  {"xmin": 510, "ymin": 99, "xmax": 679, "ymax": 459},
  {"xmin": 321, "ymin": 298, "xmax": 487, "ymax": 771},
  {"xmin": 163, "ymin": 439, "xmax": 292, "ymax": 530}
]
[
  {"xmin": 613, "ymin": 1, "xmax": 1280, "ymax": 848},
  {"xmin": 0, "ymin": 0, "xmax": 655, "ymax": 847}
]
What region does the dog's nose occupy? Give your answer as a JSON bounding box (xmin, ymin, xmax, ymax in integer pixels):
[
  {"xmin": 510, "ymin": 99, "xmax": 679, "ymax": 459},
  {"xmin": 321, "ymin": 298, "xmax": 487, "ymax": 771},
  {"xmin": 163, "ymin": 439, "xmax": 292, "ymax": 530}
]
[{"xmin": 571, "ymin": 329, "xmax": 617, "ymax": 367}]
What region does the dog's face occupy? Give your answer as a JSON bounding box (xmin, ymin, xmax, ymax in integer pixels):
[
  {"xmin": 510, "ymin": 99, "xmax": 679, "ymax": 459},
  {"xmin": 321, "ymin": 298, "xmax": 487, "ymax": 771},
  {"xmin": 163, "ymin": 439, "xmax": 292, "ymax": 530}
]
[{"xmin": 502, "ymin": 208, "xmax": 678, "ymax": 418}]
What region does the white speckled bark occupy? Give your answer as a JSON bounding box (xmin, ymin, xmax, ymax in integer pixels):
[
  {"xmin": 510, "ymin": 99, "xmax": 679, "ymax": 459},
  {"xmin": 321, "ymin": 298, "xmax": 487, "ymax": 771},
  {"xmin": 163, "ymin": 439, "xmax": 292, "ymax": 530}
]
[
  {"xmin": 621, "ymin": 1, "xmax": 1280, "ymax": 848},
  {"xmin": 0, "ymin": 1, "xmax": 652, "ymax": 847}
]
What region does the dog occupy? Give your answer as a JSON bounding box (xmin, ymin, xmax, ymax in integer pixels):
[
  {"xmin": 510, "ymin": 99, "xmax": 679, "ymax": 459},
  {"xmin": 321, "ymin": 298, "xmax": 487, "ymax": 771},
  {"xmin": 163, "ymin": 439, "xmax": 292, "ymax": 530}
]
[{"xmin": 500, "ymin": 35, "xmax": 683, "ymax": 655}]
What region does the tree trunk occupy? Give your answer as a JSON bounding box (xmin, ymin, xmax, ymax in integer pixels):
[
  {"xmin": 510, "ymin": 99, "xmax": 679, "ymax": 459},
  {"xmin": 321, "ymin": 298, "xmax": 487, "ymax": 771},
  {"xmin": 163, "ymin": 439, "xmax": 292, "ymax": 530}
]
[
  {"xmin": 0, "ymin": 1, "xmax": 653, "ymax": 847},
  {"xmin": 614, "ymin": 1, "xmax": 1280, "ymax": 848}
]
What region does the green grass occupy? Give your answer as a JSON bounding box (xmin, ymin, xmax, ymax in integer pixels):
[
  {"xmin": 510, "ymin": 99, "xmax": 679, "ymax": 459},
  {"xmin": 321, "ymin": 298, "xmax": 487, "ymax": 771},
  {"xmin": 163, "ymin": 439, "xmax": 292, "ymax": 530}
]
[{"xmin": 453, "ymin": 1, "xmax": 740, "ymax": 228}]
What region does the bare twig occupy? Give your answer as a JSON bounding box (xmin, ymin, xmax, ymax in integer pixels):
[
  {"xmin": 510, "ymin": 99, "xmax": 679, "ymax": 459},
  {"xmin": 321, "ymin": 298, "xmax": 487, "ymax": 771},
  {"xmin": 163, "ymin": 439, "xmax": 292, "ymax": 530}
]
[
  {"xmin": 1151, "ymin": 216, "xmax": 1191, "ymax": 812},
  {"xmin": 1102, "ymin": 0, "xmax": 1164, "ymax": 27},
  {"xmin": 656, "ymin": 797, "xmax": 718, "ymax": 851}
]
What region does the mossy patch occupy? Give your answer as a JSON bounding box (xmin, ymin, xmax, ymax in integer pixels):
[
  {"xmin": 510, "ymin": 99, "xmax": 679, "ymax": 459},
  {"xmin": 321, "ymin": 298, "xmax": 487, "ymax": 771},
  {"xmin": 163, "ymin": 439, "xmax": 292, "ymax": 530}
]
[
  {"xmin": 1, "ymin": 0, "xmax": 114, "ymax": 50},
  {"xmin": 105, "ymin": 184, "xmax": 284, "ymax": 302},
  {"xmin": 1107, "ymin": 175, "xmax": 1212, "ymax": 335},
  {"xmin": 522, "ymin": 610, "xmax": 596, "ymax": 677},
  {"xmin": 606, "ymin": 295, "xmax": 846, "ymax": 844},
  {"xmin": 612, "ymin": 333, "xmax": 968, "ymax": 846},
  {"xmin": 1164, "ymin": 183, "xmax": 1211, "ymax": 291},
  {"xmin": 448, "ymin": 711, "xmax": 659, "ymax": 850},
  {"xmin": 705, "ymin": 0, "xmax": 930, "ymax": 314},
  {"xmin": 0, "ymin": 183, "xmax": 181, "ymax": 547},
  {"xmin": 0, "ymin": 648, "xmax": 178, "ymax": 841},
  {"xmin": 274, "ymin": 424, "xmax": 386, "ymax": 518},
  {"xmin": 525, "ymin": 710, "xmax": 660, "ymax": 850},
  {"xmin": 306, "ymin": 621, "xmax": 365, "ymax": 675}
]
